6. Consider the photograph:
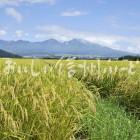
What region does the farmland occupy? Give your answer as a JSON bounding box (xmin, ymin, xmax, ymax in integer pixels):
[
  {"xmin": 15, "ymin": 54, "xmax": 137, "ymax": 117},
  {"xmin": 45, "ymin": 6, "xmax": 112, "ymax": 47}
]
[{"xmin": 0, "ymin": 58, "xmax": 140, "ymax": 140}]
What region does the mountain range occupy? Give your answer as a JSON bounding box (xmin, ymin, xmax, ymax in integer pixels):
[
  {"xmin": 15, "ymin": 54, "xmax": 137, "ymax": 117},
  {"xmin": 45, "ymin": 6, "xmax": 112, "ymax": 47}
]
[{"xmin": 0, "ymin": 39, "xmax": 135, "ymax": 58}]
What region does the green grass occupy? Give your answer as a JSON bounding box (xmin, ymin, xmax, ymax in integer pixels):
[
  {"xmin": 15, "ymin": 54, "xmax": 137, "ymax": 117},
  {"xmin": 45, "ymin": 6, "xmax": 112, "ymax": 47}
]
[{"xmin": 82, "ymin": 99, "xmax": 140, "ymax": 140}]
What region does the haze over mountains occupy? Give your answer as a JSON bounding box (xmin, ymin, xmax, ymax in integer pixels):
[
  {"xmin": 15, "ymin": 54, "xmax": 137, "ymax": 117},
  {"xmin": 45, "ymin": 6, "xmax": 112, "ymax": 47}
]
[{"xmin": 0, "ymin": 39, "xmax": 135, "ymax": 58}]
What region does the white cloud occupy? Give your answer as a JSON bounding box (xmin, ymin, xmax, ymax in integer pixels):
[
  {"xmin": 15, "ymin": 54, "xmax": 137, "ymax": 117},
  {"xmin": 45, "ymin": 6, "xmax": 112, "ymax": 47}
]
[
  {"xmin": 61, "ymin": 10, "xmax": 88, "ymax": 17},
  {"xmin": 6, "ymin": 8, "xmax": 23, "ymax": 22},
  {"xmin": 0, "ymin": 0, "xmax": 55, "ymax": 6},
  {"xmin": 36, "ymin": 25, "xmax": 122, "ymax": 45},
  {"xmin": 15, "ymin": 30, "xmax": 29, "ymax": 38},
  {"xmin": 36, "ymin": 25, "xmax": 140, "ymax": 53},
  {"xmin": 15, "ymin": 30, "xmax": 24, "ymax": 38},
  {"xmin": 0, "ymin": 30, "xmax": 7, "ymax": 36}
]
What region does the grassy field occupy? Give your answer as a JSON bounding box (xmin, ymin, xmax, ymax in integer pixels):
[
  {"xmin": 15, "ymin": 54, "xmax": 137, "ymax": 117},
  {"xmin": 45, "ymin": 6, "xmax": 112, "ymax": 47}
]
[{"xmin": 0, "ymin": 58, "xmax": 140, "ymax": 140}]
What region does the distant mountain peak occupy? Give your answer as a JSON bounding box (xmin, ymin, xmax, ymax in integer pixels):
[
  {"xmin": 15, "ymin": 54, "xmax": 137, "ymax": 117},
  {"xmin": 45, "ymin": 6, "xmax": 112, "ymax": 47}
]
[
  {"xmin": 16, "ymin": 40, "xmax": 30, "ymax": 43},
  {"xmin": 43, "ymin": 39, "xmax": 59, "ymax": 43}
]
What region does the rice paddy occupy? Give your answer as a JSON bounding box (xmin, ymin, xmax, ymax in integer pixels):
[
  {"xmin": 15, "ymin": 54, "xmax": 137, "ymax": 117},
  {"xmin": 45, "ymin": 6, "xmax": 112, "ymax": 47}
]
[{"xmin": 0, "ymin": 58, "xmax": 140, "ymax": 140}]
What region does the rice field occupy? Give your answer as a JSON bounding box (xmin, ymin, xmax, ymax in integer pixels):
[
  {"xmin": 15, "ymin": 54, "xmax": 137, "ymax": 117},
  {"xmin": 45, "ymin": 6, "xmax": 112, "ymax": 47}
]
[{"xmin": 0, "ymin": 58, "xmax": 140, "ymax": 140}]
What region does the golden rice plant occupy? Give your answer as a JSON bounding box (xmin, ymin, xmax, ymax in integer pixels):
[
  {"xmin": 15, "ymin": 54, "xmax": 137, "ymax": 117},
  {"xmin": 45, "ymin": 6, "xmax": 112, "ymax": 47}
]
[{"xmin": 0, "ymin": 64, "xmax": 95, "ymax": 140}]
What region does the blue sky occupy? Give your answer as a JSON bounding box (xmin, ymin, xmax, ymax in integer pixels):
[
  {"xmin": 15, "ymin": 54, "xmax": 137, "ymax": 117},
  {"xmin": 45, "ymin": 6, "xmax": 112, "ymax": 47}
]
[{"xmin": 0, "ymin": 0, "xmax": 140, "ymax": 53}]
